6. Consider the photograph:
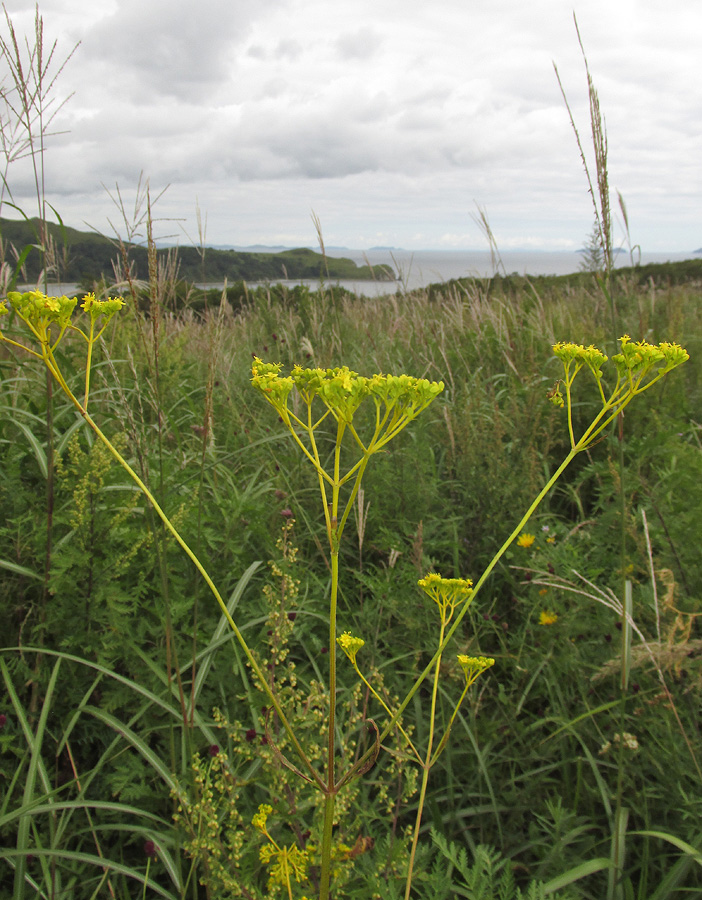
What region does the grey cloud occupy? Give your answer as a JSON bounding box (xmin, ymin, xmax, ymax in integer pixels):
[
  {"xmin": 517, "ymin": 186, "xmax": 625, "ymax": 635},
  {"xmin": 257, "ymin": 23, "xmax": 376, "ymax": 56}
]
[
  {"xmin": 334, "ymin": 27, "xmax": 382, "ymax": 60},
  {"xmin": 246, "ymin": 44, "xmax": 267, "ymax": 60},
  {"xmin": 82, "ymin": 0, "xmax": 279, "ymax": 101},
  {"xmin": 275, "ymin": 39, "xmax": 302, "ymax": 60}
]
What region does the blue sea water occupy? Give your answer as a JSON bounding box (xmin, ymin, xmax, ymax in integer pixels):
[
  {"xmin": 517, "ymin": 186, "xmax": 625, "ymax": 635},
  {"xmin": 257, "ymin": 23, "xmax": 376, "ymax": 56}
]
[
  {"xmin": 34, "ymin": 248, "xmax": 697, "ymax": 299},
  {"xmin": 323, "ymin": 248, "xmax": 697, "ymax": 296},
  {"xmin": 244, "ymin": 248, "xmax": 697, "ymax": 297}
]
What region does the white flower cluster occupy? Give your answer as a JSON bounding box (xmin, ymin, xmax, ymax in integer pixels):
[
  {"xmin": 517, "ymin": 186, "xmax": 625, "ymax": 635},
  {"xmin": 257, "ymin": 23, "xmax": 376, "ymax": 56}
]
[{"xmin": 599, "ymin": 732, "xmax": 639, "ymax": 756}]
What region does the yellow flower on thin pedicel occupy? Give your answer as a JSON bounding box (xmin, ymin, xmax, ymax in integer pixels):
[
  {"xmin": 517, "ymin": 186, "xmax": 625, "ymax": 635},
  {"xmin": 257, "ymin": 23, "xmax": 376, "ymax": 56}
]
[
  {"xmin": 81, "ymin": 292, "xmax": 125, "ymax": 320},
  {"xmin": 418, "ymin": 573, "xmax": 473, "ymax": 621},
  {"xmin": 517, "ymin": 533, "xmax": 535, "ymax": 549},
  {"xmin": 457, "ymin": 654, "xmax": 495, "ymax": 687},
  {"xmin": 337, "ymin": 632, "xmax": 365, "ymax": 666},
  {"xmin": 539, "ymin": 610, "xmax": 558, "ymax": 625},
  {"xmin": 252, "ymin": 804, "xmax": 273, "ymax": 831}
]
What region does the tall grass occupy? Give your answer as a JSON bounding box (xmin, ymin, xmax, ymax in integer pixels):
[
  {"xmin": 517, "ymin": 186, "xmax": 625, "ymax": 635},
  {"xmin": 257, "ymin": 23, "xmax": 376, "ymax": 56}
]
[{"xmin": 2, "ymin": 262, "xmax": 702, "ymax": 897}]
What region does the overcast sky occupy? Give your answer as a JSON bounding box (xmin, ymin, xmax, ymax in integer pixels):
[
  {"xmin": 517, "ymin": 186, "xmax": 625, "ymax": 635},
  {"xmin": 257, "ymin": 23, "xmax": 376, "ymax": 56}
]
[{"xmin": 0, "ymin": 0, "xmax": 699, "ymax": 252}]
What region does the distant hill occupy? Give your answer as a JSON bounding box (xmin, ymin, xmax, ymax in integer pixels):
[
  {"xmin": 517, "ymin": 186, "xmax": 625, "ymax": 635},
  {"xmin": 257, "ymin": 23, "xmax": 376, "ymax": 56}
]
[{"xmin": 0, "ymin": 218, "xmax": 395, "ymax": 284}]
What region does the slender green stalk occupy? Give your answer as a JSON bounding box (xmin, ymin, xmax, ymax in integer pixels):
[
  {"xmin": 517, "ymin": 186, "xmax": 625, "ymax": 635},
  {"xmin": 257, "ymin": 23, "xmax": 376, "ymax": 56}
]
[
  {"xmin": 318, "ymin": 547, "xmax": 340, "ymax": 900},
  {"xmin": 77, "ymin": 402, "xmax": 321, "ymax": 786},
  {"xmin": 377, "ymin": 448, "xmax": 577, "ymax": 747},
  {"xmin": 404, "ymin": 619, "xmax": 445, "ymax": 899},
  {"xmin": 2, "ymin": 318, "xmax": 323, "ymax": 791}
]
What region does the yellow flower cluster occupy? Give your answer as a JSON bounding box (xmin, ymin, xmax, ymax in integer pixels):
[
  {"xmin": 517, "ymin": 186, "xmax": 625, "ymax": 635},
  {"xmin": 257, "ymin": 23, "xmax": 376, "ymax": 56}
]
[
  {"xmin": 4, "ymin": 290, "xmax": 78, "ymax": 331},
  {"xmin": 418, "ymin": 573, "xmax": 474, "ymax": 622},
  {"xmin": 260, "ymin": 842, "xmax": 310, "ymax": 887},
  {"xmin": 1, "ymin": 290, "xmax": 125, "ymax": 347},
  {"xmin": 553, "ymin": 336, "xmax": 688, "ymax": 384},
  {"xmin": 252, "ymin": 803, "xmax": 273, "ymax": 831},
  {"xmin": 457, "ymin": 654, "xmax": 495, "ymax": 686},
  {"xmin": 553, "ymin": 341, "xmax": 608, "ymax": 377},
  {"xmin": 251, "ymin": 357, "xmax": 444, "ymax": 425},
  {"xmin": 336, "ymin": 631, "xmax": 365, "ymax": 666},
  {"xmin": 539, "ymin": 610, "xmax": 558, "ymax": 626},
  {"xmin": 80, "ymin": 291, "xmax": 125, "ymax": 322},
  {"xmin": 612, "ymin": 334, "xmax": 688, "ymax": 378},
  {"xmin": 252, "ymin": 802, "xmax": 312, "ymax": 890}
]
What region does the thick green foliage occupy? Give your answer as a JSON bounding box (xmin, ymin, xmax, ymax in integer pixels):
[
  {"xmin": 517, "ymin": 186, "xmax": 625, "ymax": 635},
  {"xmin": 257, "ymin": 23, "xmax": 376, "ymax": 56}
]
[{"xmin": 1, "ymin": 271, "xmax": 701, "ymax": 897}]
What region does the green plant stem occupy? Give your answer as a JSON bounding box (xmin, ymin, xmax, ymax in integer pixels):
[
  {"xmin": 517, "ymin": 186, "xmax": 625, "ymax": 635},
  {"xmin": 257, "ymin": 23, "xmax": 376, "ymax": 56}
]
[
  {"xmin": 44, "ymin": 362, "xmax": 322, "ymax": 790},
  {"xmin": 354, "ymin": 668, "xmax": 420, "ymax": 760},
  {"xmin": 377, "ymin": 446, "xmax": 578, "ymax": 750},
  {"xmin": 84, "ymin": 319, "xmax": 94, "ymax": 407},
  {"xmin": 318, "ymin": 463, "xmax": 341, "ymax": 899},
  {"xmin": 404, "ymin": 620, "xmax": 446, "ymax": 900},
  {"xmin": 318, "ymin": 790, "xmax": 337, "ymax": 900}
]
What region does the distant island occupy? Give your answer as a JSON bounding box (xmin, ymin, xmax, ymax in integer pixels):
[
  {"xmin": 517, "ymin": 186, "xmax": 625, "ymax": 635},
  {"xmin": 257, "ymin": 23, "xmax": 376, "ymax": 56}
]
[{"xmin": 0, "ymin": 218, "xmax": 396, "ymax": 285}]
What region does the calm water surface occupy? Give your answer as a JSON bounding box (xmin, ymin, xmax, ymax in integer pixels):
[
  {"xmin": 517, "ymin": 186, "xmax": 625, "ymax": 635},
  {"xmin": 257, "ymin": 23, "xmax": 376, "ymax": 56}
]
[
  {"xmin": 242, "ymin": 249, "xmax": 697, "ymax": 297},
  {"xmin": 32, "ymin": 249, "xmax": 696, "ymax": 299}
]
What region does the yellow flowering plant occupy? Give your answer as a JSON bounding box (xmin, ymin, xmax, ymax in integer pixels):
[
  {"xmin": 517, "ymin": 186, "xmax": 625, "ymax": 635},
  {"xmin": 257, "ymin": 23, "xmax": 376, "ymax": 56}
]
[
  {"xmin": 0, "ymin": 293, "xmax": 320, "ymax": 800},
  {"xmin": 2, "ymin": 289, "xmax": 690, "ymax": 900},
  {"xmin": 253, "ymin": 803, "xmax": 313, "ymax": 898},
  {"xmin": 326, "ymin": 335, "xmax": 690, "ymax": 897},
  {"xmin": 337, "ymin": 576, "xmax": 495, "ymax": 900},
  {"xmin": 251, "ymin": 358, "xmax": 444, "ymax": 898},
  {"xmin": 552, "ymin": 336, "xmax": 688, "ymax": 451}
]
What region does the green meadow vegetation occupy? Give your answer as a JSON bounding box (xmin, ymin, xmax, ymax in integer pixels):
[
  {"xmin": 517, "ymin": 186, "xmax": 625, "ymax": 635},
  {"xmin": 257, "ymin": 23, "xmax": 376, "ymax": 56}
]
[
  {"xmin": 1, "ymin": 5, "xmax": 702, "ymax": 900},
  {"xmin": 1, "ymin": 263, "xmax": 701, "ymax": 900}
]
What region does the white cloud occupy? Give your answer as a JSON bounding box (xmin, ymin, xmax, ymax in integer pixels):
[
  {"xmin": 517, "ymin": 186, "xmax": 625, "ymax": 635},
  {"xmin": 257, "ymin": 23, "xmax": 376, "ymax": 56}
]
[{"xmin": 0, "ymin": 0, "xmax": 699, "ymax": 250}]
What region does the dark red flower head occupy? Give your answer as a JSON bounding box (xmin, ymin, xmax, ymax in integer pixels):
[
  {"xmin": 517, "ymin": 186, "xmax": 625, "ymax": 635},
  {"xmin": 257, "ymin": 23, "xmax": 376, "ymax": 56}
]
[{"xmin": 144, "ymin": 840, "xmax": 157, "ymax": 859}]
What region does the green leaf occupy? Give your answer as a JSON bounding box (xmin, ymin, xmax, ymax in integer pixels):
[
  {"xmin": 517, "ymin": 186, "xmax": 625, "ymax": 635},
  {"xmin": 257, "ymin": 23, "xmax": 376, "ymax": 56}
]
[
  {"xmin": 82, "ymin": 706, "xmax": 181, "ymax": 797},
  {"xmin": 6, "ymin": 656, "xmax": 62, "ymax": 900},
  {"xmin": 9, "ymin": 419, "xmax": 48, "ymax": 478},
  {"xmin": 192, "ymin": 559, "xmax": 262, "ymax": 704},
  {"xmin": 630, "ymin": 830, "xmax": 702, "ymax": 866},
  {"xmin": 0, "ymin": 558, "xmax": 43, "ymax": 581},
  {"xmin": 542, "ymin": 857, "xmax": 611, "ymax": 893},
  {"xmin": 1, "ymin": 848, "xmax": 179, "ymax": 900}
]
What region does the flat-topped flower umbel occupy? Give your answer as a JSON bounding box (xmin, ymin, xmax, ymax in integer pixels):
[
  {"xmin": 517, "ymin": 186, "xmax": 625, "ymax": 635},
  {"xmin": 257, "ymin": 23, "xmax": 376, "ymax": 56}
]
[
  {"xmin": 251, "ymin": 358, "xmax": 443, "ymax": 441},
  {"xmin": 251, "ymin": 359, "xmax": 444, "ymax": 547},
  {"xmin": 551, "ymin": 336, "xmax": 689, "ymax": 451}
]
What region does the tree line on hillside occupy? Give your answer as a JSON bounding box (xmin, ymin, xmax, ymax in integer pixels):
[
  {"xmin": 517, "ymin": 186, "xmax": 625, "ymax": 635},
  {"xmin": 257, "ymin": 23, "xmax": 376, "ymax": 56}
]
[{"xmin": 0, "ymin": 217, "xmax": 396, "ymax": 285}]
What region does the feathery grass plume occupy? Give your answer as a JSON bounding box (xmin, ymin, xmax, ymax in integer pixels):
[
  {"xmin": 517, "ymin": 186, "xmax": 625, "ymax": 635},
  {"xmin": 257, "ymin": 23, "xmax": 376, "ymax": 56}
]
[
  {"xmin": 0, "ymin": 3, "xmax": 78, "ymax": 263},
  {"xmin": 554, "ymin": 14, "xmax": 612, "ymax": 280},
  {"xmin": 471, "ymin": 202, "xmax": 506, "ymax": 277}
]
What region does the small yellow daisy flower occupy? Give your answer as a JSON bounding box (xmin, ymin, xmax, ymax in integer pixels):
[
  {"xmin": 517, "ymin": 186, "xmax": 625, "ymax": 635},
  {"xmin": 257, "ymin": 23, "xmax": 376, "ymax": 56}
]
[
  {"xmin": 539, "ymin": 610, "xmax": 558, "ymax": 625},
  {"xmin": 517, "ymin": 533, "xmax": 535, "ymax": 549}
]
